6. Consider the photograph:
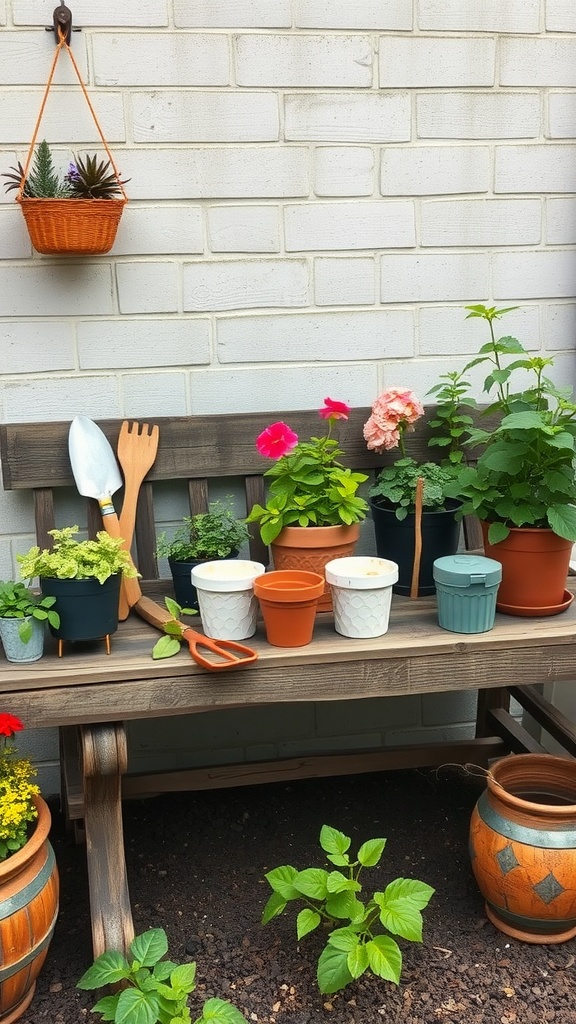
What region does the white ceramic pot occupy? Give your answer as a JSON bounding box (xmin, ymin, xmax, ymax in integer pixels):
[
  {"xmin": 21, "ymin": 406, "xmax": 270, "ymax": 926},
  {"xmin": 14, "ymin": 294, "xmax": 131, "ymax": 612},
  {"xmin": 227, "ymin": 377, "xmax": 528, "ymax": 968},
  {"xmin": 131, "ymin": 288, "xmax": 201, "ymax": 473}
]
[
  {"xmin": 325, "ymin": 556, "xmax": 399, "ymax": 639},
  {"xmin": 191, "ymin": 560, "xmax": 265, "ymax": 640}
]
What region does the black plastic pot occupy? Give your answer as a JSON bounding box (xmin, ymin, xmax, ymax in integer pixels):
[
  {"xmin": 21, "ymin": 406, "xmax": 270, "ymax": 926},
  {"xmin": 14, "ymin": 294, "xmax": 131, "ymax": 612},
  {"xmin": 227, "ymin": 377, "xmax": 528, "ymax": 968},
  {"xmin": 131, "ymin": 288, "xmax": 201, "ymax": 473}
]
[
  {"xmin": 40, "ymin": 574, "xmax": 121, "ymax": 642},
  {"xmin": 369, "ymin": 499, "xmax": 462, "ymax": 596},
  {"xmin": 168, "ymin": 553, "xmax": 238, "ymax": 611}
]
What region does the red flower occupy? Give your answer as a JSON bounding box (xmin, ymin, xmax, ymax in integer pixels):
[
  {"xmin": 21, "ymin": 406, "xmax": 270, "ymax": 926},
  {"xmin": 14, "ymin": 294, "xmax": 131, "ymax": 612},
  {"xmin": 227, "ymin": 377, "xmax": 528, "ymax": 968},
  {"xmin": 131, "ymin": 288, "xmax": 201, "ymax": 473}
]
[
  {"xmin": 0, "ymin": 714, "xmax": 24, "ymax": 738},
  {"xmin": 318, "ymin": 397, "xmax": 350, "ymax": 421},
  {"xmin": 256, "ymin": 422, "xmax": 299, "ymax": 460}
]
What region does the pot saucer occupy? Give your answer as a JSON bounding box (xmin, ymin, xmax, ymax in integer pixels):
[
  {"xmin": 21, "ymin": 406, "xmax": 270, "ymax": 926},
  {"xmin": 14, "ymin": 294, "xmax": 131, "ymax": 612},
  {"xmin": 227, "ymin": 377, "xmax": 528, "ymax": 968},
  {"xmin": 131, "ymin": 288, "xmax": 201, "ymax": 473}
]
[{"xmin": 496, "ymin": 589, "xmax": 574, "ymax": 618}]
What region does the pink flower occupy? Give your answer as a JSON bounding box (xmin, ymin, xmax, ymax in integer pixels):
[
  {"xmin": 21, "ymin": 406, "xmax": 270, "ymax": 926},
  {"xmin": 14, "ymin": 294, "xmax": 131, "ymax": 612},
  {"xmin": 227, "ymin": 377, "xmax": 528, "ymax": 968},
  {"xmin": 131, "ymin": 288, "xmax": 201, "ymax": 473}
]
[
  {"xmin": 318, "ymin": 397, "xmax": 350, "ymax": 421},
  {"xmin": 256, "ymin": 421, "xmax": 299, "ymax": 460},
  {"xmin": 371, "ymin": 388, "xmax": 424, "ymax": 426},
  {"xmin": 0, "ymin": 714, "xmax": 23, "ymax": 738},
  {"xmin": 363, "ymin": 388, "xmax": 424, "ymax": 453},
  {"xmin": 363, "ymin": 415, "xmax": 401, "ymax": 453}
]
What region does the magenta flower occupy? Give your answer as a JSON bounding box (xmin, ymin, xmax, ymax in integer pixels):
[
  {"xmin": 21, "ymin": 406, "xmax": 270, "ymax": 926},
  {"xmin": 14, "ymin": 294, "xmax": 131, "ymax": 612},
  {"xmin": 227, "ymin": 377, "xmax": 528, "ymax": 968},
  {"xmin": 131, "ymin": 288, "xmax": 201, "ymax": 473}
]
[
  {"xmin": 257, "ymin": 421, "xmax": 299, "ymax": 460},
  {"xmin": 318, "ymin": 397, "xmax": 350, "ymax": 421}
]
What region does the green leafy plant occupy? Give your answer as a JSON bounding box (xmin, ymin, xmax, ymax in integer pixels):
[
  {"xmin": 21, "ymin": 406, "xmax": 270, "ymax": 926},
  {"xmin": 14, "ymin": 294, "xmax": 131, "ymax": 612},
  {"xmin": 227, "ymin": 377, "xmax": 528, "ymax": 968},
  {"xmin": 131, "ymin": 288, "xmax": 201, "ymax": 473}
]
[
  {"xmin": 444, "ymin": 304, "xmax": 576, "ymax": 544},
  {"xmin": 156, "ymin": 500, "xmax": 249, "ymax": 562},
  {"xmin": 0, "ymin": 580, "xmax": 59, "ymax": 642},
  {"xmin": 0, "ymin": 714, "xmax": 40, "ymax": 860},
  {"xmin": 77, "ymin": 927, "xmax": 245, "ymax": 1024},
  {"xmin": 3, "ymin": 139, "xmax": 128, "ymax": 199},
  {"xmin": 152, "ymin": 596, "xmax": 197, "ymax": 660},
  {"xmin": 17, "ymin": 526, "xmax": 138, "ymax": 585},
  {"xmin": 262, "ymin": 825, "xmax": 435, "ymax": 995},
  {"xmin": 247, "ymin": 399, "xmax": 368, "ymax": 545},
  {"xmin": 369, "ymin": 460, "xmax": 458, "ymax": 522}
]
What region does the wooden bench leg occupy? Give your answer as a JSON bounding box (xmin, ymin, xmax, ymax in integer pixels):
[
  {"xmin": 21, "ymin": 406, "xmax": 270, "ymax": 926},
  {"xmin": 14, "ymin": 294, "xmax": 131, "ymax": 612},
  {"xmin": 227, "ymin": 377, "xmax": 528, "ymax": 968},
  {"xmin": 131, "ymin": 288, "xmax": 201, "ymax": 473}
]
[{"xmin": 80, "ymin": 722, "xmax": 134, "ymax": 958}]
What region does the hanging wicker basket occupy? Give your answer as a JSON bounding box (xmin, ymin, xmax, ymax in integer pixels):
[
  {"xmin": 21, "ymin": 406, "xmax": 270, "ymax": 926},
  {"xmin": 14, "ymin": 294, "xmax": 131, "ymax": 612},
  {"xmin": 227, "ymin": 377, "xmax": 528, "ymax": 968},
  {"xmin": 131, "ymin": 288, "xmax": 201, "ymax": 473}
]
[
  {"xmin": 16, "ymin": 29, "xmax": 128, "ymax": 257},
  {"xmin": 18, "ymin": 196, "xmax": 126, "ymax": 255}
]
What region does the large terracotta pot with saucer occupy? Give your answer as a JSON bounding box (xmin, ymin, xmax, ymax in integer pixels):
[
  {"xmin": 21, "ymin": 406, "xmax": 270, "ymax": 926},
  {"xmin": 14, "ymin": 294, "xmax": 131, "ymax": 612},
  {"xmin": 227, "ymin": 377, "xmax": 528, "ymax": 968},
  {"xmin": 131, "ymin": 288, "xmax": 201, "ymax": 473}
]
[{"xmin": 481, "ymin": 523, "xmax": 573, "ymax": 616}]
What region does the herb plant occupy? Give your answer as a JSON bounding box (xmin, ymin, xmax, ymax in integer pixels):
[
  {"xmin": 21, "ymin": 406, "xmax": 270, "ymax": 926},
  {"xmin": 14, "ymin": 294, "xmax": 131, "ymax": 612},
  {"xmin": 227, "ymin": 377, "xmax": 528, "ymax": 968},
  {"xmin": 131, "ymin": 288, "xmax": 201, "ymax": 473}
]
[
  {"xmin": 3, "ymin": 139, "xmax": 128, "ymax": 199},
  {"xmin": 262, "ymin": 825, "xmax": 435, "ymax": 995},
  {"xmin": 17, "ymin": 526, "xmax": 138, "ymax": 584},
  {"xmin": 445, "ymin": 304, "xmax": 576, "ymax": 544},
  {"xmin": 156, "ymin": 500, "xmax": 249, "ymax": 562},
  {"xmin": 247, "ymin": 399, "xmax": 368, "ymax": 545},
  {"xmin": 152, "ymin": 596, "xmax": 197, "ymax": 661},
  {"xmin": 0, "ymin": 580, "xmax": 60, "ymax": 642},
  {"xmin": 0, "ymin": 714, "xmax": 40, "ymax": 861},
  {"xmin": 77, "ymin": 927, "xmax": 245, "ymax": 1024}
]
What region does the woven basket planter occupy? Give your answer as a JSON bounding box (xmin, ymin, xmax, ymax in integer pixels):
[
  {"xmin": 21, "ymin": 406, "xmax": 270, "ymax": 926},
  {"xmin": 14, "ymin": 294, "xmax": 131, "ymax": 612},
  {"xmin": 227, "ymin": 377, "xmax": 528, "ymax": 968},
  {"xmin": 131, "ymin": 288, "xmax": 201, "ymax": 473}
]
[{"xmin": 18, "ymin": 196, "xmax": 126, "ymax": 255}]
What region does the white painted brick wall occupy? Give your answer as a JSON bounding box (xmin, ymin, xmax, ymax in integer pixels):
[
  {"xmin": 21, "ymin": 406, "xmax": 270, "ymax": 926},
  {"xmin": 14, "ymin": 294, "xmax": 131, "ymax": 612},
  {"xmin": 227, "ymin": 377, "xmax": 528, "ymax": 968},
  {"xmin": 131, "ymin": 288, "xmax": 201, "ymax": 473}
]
[
  {"xmin": 417, "ymin": 93, "xmax": 541, "ymax": 140},
  {"xmin": 418, "ymin": 0, "xmax": 540, "ymax": 33},
  {"xmin": 421, "ymin": 199, "xmax": 542, "ymax": 247},
  {"xmin": 314, "ymin": 147, "xmax": 375, "ymax": 196},
  {"xmin": 381, "ymin": 146, "xmax": 491, "ymax": 196},
  {"xmin": 495, "ymin": 145, "xmax": 576, "ymax": 193},
  {"xmin": 285, "ymin": 201, "xmax": 415, "ymax": 250},
  {"xmin": 285, "ymin": 93, "xmax": 410, "ymax": 144},
  {"xmin": 546, "ymin": 0, "xmax": 576, "ymax": 31},
  {"xmin": 182, "ymin": 258, "xmax": 309, "ymax": 311},
  {"xmin": 1, "ymin": 5, "xmax": 575, "ymax": 789},
  {"xmin": 207, "ymin": 206, "xmax": 281, "ymax": 253},
  {"xmin": 234, "ymin": 35, "xmax": 373, "ymax": 88},
  {"xmin": 549, "ymin": 94, "xmax": 576, "ymax": 139},
  {"xmin": 379, "ymin": 38, "xmax": 496, "ymax": 88}
]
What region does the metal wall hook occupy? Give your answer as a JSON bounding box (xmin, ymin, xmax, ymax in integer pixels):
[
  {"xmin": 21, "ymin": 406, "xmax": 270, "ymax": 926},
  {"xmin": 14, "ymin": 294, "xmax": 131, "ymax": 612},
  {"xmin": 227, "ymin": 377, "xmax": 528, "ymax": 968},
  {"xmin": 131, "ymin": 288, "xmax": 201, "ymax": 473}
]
[{"xmin": 45, "ymin": 2, "xmax": 80, "ymax": 45}]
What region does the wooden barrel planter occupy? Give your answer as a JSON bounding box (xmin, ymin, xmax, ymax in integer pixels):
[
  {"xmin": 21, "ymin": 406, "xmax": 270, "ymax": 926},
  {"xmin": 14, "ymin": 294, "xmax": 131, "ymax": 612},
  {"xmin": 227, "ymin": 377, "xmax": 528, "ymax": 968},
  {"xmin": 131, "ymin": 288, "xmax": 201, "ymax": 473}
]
[
  {"xmin": 470, "ymin": 754, "xmax": 576, "ymax": 943},
  {"xmin": 0, "ymin": 796, "xmax": 59, "ymax": 1022}
]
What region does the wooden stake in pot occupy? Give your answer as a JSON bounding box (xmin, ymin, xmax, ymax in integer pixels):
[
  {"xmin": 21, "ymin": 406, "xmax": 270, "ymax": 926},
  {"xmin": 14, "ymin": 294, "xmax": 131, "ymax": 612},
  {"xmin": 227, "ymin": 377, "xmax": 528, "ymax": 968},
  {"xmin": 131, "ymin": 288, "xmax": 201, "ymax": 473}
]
[{"xmin": 410, "ymin": 476, "xmax": 424, "ymax": 599}]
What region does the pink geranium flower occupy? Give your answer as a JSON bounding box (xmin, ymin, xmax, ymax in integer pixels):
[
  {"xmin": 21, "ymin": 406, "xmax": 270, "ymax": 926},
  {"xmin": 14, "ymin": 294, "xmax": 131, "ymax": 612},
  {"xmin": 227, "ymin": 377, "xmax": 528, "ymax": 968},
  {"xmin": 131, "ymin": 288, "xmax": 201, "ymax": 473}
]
[
  {"xmin": 318, "ymin": 397, "xmax": 350, "ymax": 421},
  {"xmin": 256, "ymin": 421, "xmax": 299, "ymax": 460},
  {"xmin": 363, "ymin": 388, "xmax": 424, "ymax": 454}
]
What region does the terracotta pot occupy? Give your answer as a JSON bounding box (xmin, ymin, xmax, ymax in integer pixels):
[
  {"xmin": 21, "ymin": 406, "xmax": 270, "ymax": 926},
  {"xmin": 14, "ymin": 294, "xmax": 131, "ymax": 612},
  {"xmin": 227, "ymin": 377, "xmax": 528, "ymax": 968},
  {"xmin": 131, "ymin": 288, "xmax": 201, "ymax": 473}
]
[
  {"xmin": 270, "ymin": 523, "xmax": 360, "ymax": 612},
  {"xmin": 0, "ymin": 796, "xmax": 59, "ymax": 1022},
  {"xmin": 253, "ymin": 570, "xmax": 324, "ymax": 647},
  {"xmin": 481, "ymin": 523, "xmax": 573, "ymax": 616},
  {"xmin": 470, "ymin": 754, "xmax": 576, "ymax": 943}
]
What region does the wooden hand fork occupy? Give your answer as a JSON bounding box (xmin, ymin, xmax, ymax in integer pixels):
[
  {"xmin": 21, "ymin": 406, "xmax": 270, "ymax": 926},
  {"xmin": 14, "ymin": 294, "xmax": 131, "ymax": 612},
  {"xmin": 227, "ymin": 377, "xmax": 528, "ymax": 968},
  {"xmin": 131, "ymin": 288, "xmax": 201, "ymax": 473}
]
[{"xmin": 116, "ymin": 420, "xmax": 160, "ymax": 619}]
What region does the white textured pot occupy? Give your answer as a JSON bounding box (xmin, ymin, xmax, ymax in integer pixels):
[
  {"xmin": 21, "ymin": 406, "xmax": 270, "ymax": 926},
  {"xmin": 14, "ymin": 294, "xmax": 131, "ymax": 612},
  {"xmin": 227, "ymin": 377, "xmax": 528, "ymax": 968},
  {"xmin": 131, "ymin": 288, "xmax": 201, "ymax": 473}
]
[
  {"xmin": 191, "ymin": 560, "xmax": 265, "ymax": 640},
  {"xmin": 325, "ymin": 556, "xmax": 399, "ymax": 639}
]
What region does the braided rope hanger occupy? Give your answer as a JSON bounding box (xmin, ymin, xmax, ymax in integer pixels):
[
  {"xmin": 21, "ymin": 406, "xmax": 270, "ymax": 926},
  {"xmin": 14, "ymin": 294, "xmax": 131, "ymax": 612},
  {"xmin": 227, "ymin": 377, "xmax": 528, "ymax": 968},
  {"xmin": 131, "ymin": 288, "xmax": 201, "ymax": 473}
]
[{"xmin": 18, "ymin": 27, "xmax": 128, "ymax": 201}]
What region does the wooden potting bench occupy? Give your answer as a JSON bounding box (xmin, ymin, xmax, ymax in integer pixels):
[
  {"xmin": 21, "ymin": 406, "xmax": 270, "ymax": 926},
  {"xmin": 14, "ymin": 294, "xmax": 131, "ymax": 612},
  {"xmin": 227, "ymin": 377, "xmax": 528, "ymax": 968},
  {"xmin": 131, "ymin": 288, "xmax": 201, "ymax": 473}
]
[{"xmin": 1, "ymin": 410, "xmax": 575, "ymax": 959}]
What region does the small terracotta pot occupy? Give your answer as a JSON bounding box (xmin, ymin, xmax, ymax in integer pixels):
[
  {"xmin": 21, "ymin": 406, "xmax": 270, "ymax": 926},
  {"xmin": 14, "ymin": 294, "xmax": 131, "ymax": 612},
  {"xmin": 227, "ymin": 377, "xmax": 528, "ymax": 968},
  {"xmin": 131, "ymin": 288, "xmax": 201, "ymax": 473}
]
[
  {"xmin": 253, "ymin": 570, "xmax": 324, "ymax": 647},
  {"xmin": 481, "ymin": 523, "xmax": 573, "ymax": 616},
  {"xmin": 470, "ymin": 753, "xmax": 576, "ymax": 943},
  {"xmin": 270, "ymin": 523, "xmax": 360, "ymax": 612}
]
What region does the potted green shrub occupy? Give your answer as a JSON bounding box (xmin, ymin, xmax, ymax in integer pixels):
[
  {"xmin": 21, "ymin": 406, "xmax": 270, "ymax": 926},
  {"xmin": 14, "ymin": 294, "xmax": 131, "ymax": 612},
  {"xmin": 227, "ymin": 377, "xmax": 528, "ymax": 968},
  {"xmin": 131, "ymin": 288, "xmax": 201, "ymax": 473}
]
[
  {"xmin": 0, "ymin": 580, "xmax": 59, "ymax": 663},
  {"xmin": 445, "ymin": 304, "xmax": 576, "ymax": 615},
  {"xmin": 364, "ymin": 374, "xmax": 472, "ymax": 596},
  {"xmin": 17, "ymin": 526, "xmax": 137, "ymax": 648},
  {"xmin": 156, "ymin": 499, "xmax": 249, "ymax": 610},
  {"xmin": 246, "ymin": 398, "xmax": 369, "ymax": 611}
]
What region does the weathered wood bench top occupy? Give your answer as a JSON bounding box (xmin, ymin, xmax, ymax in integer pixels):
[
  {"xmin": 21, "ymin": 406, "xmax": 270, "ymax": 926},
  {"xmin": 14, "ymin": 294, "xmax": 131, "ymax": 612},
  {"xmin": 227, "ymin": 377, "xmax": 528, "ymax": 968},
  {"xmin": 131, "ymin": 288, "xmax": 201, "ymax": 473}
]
[{"xmin": 1, "ymin": 411, "xmax": 575, "ymax": 960}]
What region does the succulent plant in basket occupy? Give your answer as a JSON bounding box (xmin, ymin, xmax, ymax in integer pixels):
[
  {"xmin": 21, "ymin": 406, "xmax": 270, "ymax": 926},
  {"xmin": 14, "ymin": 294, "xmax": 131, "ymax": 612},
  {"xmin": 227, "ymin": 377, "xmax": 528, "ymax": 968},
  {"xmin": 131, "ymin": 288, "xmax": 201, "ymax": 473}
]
[{"xmin": 3, "ymin": 140, "xmax": 129, "ymax": 255}]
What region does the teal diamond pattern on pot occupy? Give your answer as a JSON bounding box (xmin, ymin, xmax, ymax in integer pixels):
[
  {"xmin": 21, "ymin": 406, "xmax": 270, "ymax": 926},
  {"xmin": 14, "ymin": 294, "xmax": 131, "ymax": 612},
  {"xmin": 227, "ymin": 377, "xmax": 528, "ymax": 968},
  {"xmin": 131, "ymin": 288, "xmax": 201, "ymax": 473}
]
[
  {"xmin": 496, "ymin": 843, "xmax": 520, "ymax": 875},
  {"xmin": 533, "ymin": 872, "xmax": 565, "ymax": 905}
]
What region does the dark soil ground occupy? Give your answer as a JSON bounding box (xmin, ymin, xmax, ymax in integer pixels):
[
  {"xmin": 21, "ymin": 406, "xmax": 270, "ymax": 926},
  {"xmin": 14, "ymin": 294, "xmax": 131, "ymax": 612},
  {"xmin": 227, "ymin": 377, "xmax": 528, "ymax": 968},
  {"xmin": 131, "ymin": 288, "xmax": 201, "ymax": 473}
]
[{"xmin": 22, "ymin": 768, "xmax": 576, "ymax": 1024}]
